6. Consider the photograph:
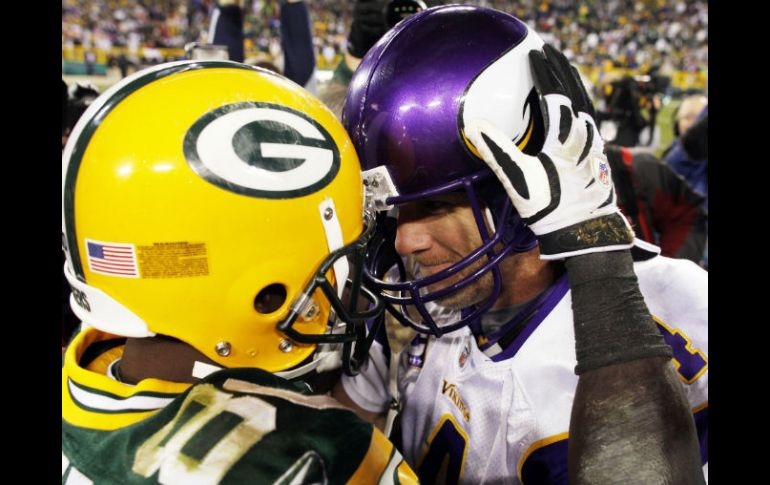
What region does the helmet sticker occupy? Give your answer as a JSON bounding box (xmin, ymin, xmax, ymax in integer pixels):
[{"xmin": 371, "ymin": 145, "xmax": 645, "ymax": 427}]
[
  {"xmin": 184, "ymin": 102, "xmax": 341, "ymax": 199},
  {"xmin": 85, "ymin": 239, "xmax": 210, "ymax": 279},
  {"xmin": 85, "ymin": 239, "xmax": 139, "ymax": 278},
  {"xmin": 136, "ymin": 242, "xmax": 209, "ymax": 279}
]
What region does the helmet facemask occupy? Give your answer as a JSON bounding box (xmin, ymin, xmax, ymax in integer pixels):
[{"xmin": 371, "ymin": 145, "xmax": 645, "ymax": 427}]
[
  {"xmin": 277, "ymin": 210, "xmax": 385, "ymax": 377},
  {"xmin": 362, "ymin": 168, "xmax": 536, "ymax": 336}
]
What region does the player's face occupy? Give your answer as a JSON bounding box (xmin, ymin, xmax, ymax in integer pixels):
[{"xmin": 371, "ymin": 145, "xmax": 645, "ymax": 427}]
[
  {"xmin": 394, "ymin": 192, "xmax": 494, "ymax": 309},
  {"xmin": 677, "ymin": 96, "xmax": 707, "ymax": 136}
]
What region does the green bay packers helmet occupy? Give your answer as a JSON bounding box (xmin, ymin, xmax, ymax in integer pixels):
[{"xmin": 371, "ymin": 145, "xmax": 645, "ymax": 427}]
[{"xmin": 62, "ymin": 61, "xmax": 381, "ymax": 377}]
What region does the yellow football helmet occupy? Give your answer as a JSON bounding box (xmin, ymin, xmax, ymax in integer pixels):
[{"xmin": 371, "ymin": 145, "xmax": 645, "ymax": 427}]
[{"xmin": 62, "ymin": 60, "xmax": 381, "ymax": 377}]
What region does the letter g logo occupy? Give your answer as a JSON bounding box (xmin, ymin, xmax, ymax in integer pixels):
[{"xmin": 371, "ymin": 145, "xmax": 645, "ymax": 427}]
[{"xmin": 184, "ymin": 102, "xmax": 340, "ymax": 198}]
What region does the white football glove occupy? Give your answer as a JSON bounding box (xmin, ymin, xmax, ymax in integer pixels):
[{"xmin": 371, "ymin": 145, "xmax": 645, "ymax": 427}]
[{"xmin": 465, "ymin": 44, "xmax": 634, "ymax": 260}]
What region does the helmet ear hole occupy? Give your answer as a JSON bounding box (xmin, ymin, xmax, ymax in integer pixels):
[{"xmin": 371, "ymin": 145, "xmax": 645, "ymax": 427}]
[{"xmin": 254, "ymin": 284, "xmax": 288, "ymax": 314}]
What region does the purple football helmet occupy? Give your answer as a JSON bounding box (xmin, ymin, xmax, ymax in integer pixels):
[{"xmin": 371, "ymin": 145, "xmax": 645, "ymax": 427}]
[{"xmin": 343, "ymin": 5, "xmax": 546, "ymax": 336}]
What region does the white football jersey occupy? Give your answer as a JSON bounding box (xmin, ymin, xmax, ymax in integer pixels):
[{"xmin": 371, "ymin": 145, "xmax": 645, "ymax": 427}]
[{"xmin": 342, "ymin": 255, "xmax": 708, "ymax": 484}]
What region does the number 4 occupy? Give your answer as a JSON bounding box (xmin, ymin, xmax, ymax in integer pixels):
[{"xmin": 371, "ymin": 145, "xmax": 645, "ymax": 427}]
[
  {"xmin": 654, "ymin": 317, "xmax": 708, "ymax": 384},
  {"xmin": 418, "ymin": 415, "xmax": 468, "ymax": 485}
]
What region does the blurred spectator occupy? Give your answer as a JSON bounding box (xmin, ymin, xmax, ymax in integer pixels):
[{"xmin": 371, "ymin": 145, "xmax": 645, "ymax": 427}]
[
  {"xmin": 319, "ymin": 0, "xmax": 426, "ymax": 116},
  {"xmin": 598, "ymin": 75, "xmax": 648, "ymax": 147},
  {"xmin": 605, "ymin": 145, "xmax": 706, "ymax": 264},
  {"xmin": 661, "ymin": 93, "xmax": 707, "ymax": 269},
  {"xmin": 327, "ymin": 0, "xmax": 391, "ymax": 89},
  {"xmin": 204, "ymin": 1, "xmax": 317, "ymax": 90},
  {"xmin": 681, "ymin": 104, "xmax": 707, "ymax": 160},
  {"xmin": 84, "ymin": 50, "xmax": 97, "ymax": 74},
  {"xmin": 209, "ymin": 0, "xmax": 245, "ymax": 62},
  {"xmin": 280, "ymin": 0, "xmax": 317, "ymax": 91},
  {"xmin": 63, "ymin": 82, "xmax": 100, "ymax": 149},
  {"xmin": 673, "ymin": 93, "xmax": 708, "ymax": 140},
  {"xmin": 63, "ymin": 0, "xmax": 195, "ymax": 52},
  {"xmin": 115, "ymin": 52, "xmax": 132, "ymax": 77},
  {"xmin": 663, "ymin": 94, "xmax": 708, "ymax": 210}
]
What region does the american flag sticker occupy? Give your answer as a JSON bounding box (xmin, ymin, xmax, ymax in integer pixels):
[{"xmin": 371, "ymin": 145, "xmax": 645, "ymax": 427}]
[{"xmin": 86, "ymin": 239, "xmax": 139, "ymax": 278}]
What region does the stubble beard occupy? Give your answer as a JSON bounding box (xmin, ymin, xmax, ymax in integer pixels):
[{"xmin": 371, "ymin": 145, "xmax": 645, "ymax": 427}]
[{"xmin": 408, "ymin": 254, "xmax": 495, "ymax": 310}]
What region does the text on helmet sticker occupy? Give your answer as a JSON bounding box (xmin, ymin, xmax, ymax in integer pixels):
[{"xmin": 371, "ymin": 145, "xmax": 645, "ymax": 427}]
[{"xmin": 137, "ymin": 242, "xmax": 209, "ymax": 278}]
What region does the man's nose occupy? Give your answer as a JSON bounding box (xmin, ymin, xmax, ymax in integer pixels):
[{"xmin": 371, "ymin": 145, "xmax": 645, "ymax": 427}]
[{"xmin": 394, "ymin": 218, "xmax": 432, "ymax": 256}]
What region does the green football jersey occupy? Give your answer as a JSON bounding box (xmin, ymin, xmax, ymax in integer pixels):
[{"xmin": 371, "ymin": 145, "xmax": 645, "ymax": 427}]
[{"xmin": 63, "ymin": 328, "xmax": 417, "ymax": 484}]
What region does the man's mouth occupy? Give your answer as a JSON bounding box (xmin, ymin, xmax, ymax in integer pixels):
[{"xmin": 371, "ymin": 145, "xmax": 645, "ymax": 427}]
[
  {"xmin": 407, "ymin": 255, "xmax": 459, "ymax": 280},
  {"xmin": 420, "ymin": 262, "xmax": 451, "ymax": 276}
]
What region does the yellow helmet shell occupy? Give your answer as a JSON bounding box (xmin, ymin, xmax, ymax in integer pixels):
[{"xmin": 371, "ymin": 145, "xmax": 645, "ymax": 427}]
[{"xmin": 62, "ymin": 61, "xmax": 363, "ymax": 372}]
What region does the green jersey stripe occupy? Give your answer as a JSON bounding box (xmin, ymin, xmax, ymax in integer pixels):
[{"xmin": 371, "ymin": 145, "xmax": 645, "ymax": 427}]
[{"xmin": 68, "ymin": 378, "xmax": 178, "ymax": 414}]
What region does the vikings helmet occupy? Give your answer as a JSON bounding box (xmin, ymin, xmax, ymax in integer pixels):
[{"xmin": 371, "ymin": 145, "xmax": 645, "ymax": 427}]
[
  {"xmin": 63, "ymin": 61, "xmax": 381, "ymax": 377},
  {"xmin": 343, "ymin": 5, "xmax": 546, "ymax": 335}
]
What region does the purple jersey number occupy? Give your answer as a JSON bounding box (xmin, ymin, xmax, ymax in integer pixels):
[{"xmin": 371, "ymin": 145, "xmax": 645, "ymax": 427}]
[
  {"xmin": 418, "ymin": 415, "xmax": 468, "ymax": 485},
  {"xmin": 655, "ymin": 318, "xmax": 708, "ymax": 384}
]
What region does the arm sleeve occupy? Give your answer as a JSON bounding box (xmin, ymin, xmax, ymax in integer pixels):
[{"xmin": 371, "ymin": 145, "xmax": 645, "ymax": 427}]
[
  {"xmin": 208, "ymin": 4, "xmax": 245, "ymax": 62},
  {"xmin": 280, "ymin": 1, "xmax": 316, "ymax": 89},
  {"xmin": 566, "ymin": 251, "xmax": 672, "ymax": 374},
  {"xmin": 565, "ymin": 252, "xmax": 704, "ymax": 484}
]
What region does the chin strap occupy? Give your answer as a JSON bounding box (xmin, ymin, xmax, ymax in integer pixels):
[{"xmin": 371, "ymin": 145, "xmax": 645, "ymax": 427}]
[
  {"xmin": 274, "ymin": 342, "xmax": 343, "ymax": 380},
  {"xmin": 382, "ymin": 309, "xmax": 417, "ymax": 437},
  {"xmin": 383, "ymin": 348, "xmax": 402, "ymax": 438}
]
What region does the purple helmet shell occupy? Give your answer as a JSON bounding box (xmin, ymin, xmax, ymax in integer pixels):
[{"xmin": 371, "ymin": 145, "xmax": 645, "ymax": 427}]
[{"xmin": 343, "ymin": 5, "xmax": 546, "ymax": 336}]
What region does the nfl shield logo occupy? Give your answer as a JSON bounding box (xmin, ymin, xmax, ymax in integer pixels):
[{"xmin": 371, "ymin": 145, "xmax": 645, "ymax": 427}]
[
  {"xmin": 459, "ymin": 342, "xmax": 471, "ymax": 369},
  {"xmin": 598, "ymin": 160, "xmax": 610, "ymax": 186}
]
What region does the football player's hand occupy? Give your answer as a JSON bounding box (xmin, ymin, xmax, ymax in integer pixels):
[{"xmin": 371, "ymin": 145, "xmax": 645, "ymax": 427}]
[{"xmin": 465, "ymin": 44, "xmax": 634, "ymax": 260}]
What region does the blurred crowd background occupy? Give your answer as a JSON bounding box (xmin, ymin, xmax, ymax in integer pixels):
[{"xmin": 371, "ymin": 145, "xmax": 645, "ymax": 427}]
[
  {"xmin": 62, "ymin": 0, "xmax": 707, "ymax": 88},
  {"xmin": 61, "ymin": 0, "xmax": 708, "ymax": 184}
]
